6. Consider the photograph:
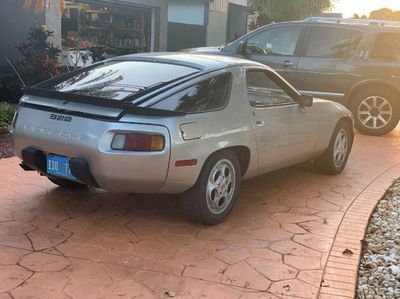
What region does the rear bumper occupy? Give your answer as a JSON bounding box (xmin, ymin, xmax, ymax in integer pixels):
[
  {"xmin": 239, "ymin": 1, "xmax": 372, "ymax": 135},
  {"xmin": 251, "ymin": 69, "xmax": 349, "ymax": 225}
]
[
  {"xmin": 13, "ymin": 106, "xmax": 173, "ymax": 193},
  {"xmin": 21, "ymin": 147, "xmax": 99, "ymax": 187}
]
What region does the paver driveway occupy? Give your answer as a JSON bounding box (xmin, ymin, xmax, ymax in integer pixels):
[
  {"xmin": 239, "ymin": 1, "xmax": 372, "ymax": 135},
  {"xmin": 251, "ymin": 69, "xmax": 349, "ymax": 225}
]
[{"xmin": 0, "ymin": 127, "xmax": 399, "ymax": 299}]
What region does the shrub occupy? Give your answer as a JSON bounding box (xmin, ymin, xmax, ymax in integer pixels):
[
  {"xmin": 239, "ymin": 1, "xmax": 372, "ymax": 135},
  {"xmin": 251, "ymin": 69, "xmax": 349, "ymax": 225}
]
[
  {"xmin": 16, "ymin": 25, "xmax": 61, "ymax": 85},
  {"xmin": 0, "ymin": 102, "xmax": 15, "ymax": 128}
]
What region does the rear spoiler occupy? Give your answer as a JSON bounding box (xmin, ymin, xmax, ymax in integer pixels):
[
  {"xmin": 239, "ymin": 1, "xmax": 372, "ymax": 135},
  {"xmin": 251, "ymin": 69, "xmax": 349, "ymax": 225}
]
[{"xmin": 22, "ymin": 87, "xmax": 186, "ymax": 117}]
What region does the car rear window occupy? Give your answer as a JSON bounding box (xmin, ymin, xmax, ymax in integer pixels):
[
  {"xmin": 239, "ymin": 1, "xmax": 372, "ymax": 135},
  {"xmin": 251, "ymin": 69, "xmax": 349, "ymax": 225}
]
[
  {"xmin": 40, "ymin": 61, "xmax": 200, "ymax": 100},
  {"xmin": 149, "ymin": 73, "xmax": 232, "ymax": 113},
  {"xmin": 371, "ymin": 32, "xmax": 400, "ymax": 61}
]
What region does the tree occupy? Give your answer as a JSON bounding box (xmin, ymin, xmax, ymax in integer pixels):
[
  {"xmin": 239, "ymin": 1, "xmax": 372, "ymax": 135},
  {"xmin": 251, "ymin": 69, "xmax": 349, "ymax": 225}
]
[
  {"xmin": 369, "ymin": 8, "xmax": 400, "ymax": 21},
  {"xmin": 370, "ymin": 8, "xmax": 393, "ymax": 20},
  {"xmin": 249, "ymin": 0, "xmax": 334, "ymax": 25},
  {"xmin": 23, "ymin": 0, "xmax": 65, "ymax": 14}
]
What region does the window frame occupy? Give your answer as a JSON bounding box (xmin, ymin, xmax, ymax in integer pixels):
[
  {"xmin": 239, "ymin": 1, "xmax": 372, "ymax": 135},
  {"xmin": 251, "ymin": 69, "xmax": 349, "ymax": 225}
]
[
  {"xmin": 245, "ymin": 68, "xmax": 299, "ymax": 109},
  {"xmin": 245, "ymin": 25, "xmax": 305, "ymax": 57},
  {"xmin": 147, "ymin": 71, "xmax": 233, "ymax": 114},
  {"xmin": 302, "ymin": 25, "xmax": 364, "ymax": 59}
]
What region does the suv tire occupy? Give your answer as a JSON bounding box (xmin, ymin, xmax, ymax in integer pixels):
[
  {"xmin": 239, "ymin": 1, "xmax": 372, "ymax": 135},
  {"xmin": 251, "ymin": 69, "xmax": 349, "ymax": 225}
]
[{"xmin": 349, "ymin": 88, "xmax": 400, "ymax": 136}]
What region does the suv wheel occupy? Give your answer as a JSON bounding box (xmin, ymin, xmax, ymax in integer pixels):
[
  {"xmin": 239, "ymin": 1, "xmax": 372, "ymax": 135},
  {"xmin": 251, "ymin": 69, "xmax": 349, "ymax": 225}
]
[
  {"xmin": 178, "ymin": 150, "xmax": 241, "ymax": 225},
  {"xmin": 350, "ymin": 88, "xmax": 400, "ymax": 136}
]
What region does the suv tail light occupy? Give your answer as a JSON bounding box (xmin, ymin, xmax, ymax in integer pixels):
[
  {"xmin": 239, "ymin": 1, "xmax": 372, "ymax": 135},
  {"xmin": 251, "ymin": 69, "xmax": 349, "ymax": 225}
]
[{"xmin": 111, "ymin": 133, "xmax": 165, "ymax": 151}]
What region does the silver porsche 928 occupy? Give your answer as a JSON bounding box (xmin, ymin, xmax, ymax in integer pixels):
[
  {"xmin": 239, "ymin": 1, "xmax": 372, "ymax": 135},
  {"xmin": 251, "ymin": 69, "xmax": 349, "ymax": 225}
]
[{"xmin": 11, "ymin": 53, "xmax": 354, "ymax": 224}]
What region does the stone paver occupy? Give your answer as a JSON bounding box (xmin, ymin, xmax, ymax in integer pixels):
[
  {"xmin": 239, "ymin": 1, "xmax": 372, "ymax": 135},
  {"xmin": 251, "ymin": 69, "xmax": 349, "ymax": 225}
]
[{"xmin": 0, "ymin": 127, "xmax": 399, "ymax": 298}]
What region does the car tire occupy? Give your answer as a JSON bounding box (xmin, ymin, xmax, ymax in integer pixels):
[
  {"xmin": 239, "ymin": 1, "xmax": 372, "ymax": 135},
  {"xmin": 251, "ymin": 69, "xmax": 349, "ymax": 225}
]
[
  {"xmin": 349, "ymin": 88, "xmax": 400, "ymax": 136},
  {"xmin": 178, "ymin": 150, "xmax": 241, "ymax": 225},
  {"xmin": 48, "ymin": 177, "xmax": 87, "ymax": 190},
  {"xmin": 314, "ymin": 121, "xmax": 353, "ymax": 175}
]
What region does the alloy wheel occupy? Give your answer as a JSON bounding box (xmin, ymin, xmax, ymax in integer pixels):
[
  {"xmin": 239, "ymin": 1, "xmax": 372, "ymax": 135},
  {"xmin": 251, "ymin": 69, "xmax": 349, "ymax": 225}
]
[
  {"xmin": 357, "ymin": 96, "xmax": 393, "ymax": 130},
  {"xmin": 333, "ymin": 128, "xmax": 349, "ymax": 169},
  {"xmin": 206, "ymin": 159, "xmax": 236, "ymax": 215}
]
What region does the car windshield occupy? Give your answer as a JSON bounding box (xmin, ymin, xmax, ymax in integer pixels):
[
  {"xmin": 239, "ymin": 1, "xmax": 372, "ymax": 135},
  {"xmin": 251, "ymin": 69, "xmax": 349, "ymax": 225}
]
[{"xmin": 41, "ymin": 61, "xmax": 200, "ymax": 101}]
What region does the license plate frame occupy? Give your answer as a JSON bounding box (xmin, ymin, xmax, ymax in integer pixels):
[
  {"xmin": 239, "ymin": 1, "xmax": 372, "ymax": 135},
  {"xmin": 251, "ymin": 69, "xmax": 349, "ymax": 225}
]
[{"xmin": 46, "ymin": 154, "xmax": 77, "ymax": 181}]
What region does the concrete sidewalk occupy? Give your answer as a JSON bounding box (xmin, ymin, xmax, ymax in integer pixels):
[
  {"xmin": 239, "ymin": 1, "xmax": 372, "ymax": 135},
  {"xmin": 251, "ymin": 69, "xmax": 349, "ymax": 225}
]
[{"xmin": 0, "ymin": 127, "xmax": 399, "ymax": 299}]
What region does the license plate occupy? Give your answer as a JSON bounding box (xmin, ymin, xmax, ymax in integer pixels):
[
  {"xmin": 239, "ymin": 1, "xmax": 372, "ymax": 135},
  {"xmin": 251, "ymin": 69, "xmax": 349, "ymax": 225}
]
[{"xmin": 46, "ymin": 154, "xmax": 76, "ymax": 181}]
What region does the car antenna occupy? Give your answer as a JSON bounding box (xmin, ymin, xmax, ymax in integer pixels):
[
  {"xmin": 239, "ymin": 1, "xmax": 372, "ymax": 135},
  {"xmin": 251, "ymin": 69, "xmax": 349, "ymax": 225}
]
[{"xmin": 4, "ymin": 56, "xmax": 26, "ymax": 87}]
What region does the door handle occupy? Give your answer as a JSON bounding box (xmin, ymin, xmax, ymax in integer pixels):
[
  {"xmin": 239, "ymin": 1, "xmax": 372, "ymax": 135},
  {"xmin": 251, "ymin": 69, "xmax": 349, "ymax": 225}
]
[
  {"xmin": 283, "ymin": 60, "xmax": 294, "ymax": 67},
  {"xmin": 256, "ymin": 120, "xmax": 265, "ymax": 126}
]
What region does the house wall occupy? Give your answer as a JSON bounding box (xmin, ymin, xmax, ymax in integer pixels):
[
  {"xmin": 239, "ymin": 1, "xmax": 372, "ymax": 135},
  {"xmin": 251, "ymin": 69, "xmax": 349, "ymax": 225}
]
[
  {"xmin": 229, "ymin": 0, "xmax": 247, "ymax": 6},
  {"xmin": 46, "ymin": 0, "xmax": 62, "ymax": 49},
  {"xmin": 206, "ymin": 0, "xmax": 247, "ymax": 46},
  {"xmin": 168, "ymin": 1, "xmax": 206, "ymax": 26},
  {"xmin": 207, "ymin": 0, "xmax": 229, "ymax": 46},
  {"xmin": 0, "ymin": 0, "xmax": 46, "ymax": 70},
  {"xmin": 167, "ymin": 0, "xmax": 208, "ymax": 51}
]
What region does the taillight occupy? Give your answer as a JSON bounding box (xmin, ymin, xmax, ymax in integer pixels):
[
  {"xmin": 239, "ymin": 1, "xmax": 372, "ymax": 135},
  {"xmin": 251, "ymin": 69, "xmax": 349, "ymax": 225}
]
[{"xmin": 111, "ymin": 133, "xmax": 165, "ymax": 151}]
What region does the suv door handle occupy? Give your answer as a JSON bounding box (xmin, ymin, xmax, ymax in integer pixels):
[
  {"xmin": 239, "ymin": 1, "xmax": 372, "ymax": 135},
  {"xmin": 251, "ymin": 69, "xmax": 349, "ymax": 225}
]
[{"xmin": 283, "ymin": 60, "xmax": 294, "ymax": 67}]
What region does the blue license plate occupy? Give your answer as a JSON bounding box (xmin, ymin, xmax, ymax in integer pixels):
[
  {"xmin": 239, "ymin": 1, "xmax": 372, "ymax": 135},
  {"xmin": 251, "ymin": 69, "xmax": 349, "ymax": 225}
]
[{"xmin": 46, "ymin": 154, "xmax": 76, "ymax": 181}]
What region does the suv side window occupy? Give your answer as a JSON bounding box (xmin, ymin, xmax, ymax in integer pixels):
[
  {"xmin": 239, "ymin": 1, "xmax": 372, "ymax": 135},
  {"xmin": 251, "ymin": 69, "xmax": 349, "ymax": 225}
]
[
  {"xmin": 371, "ymin": 32, "xmax": 400, "ymax": 61},
  {"xmin": 246, "ymin": 27, "xmax": 301, "ymax": 56},
  {"xmin": 246, "ymin": 70, "xmax": 295, "ymax": 107},
  {"xmin": 150, "ymin": 73, "xmax": 231, "ymax": 113},
  {"xmin": 305, "ymin": 27, "xmax": 362, "ymax": 58}
]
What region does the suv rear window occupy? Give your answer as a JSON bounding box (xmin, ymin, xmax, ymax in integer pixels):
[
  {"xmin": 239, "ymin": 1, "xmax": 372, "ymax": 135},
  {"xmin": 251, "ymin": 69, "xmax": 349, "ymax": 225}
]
[
  {"xmin": 305, "ymin": 27, "xmax": 362, "ymax": 58},
  {"xmin": 149, "ymin": 73, "xmax": 232, "ymax": 113},
  {"xmin": 39, "ymin": 61, "xmax": 199, "ymax": 100},
  {"xmin": 371, "ymin": 33, "xmax": 400, "ymax": 61}
]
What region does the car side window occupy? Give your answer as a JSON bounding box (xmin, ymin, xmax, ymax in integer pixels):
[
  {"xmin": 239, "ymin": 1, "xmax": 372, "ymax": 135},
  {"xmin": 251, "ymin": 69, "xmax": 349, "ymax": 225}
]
[
  {"xmin": 149, "ymin": 73, "xmax": 231, "ymax": 113},
  {"xmin": 246, "ymin": 70, "xmax": 295, "ymax": 107},
  {"xmin": 371, "ymin": 32, "xmax": 400, "ymax": 61},
  {"xmin": 305, "ymin": 27, "xmax": 362, "ymax": 58},
  {"xmin": 246, "ymin": 27, "xmax": 301, "ymax": 56}
]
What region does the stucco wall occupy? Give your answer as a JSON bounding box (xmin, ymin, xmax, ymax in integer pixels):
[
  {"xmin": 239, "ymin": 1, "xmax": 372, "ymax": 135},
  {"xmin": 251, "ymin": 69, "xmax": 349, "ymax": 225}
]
[{"xmin": 0, "ymin": 0, "xmax": 46, "ymax": 70}]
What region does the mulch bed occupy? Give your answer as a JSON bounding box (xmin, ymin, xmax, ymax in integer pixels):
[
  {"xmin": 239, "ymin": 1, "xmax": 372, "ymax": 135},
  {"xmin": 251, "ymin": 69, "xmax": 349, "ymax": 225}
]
[{"xmin": 0, "ymin": 133, "xmax": 14, "ymax": 159}]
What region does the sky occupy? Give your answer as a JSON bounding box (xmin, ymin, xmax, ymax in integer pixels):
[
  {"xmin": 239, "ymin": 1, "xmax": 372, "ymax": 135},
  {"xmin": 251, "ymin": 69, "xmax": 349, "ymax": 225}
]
[{"xmin": 332, "ymin": 0, "xmax": 400, "ymax": 18}]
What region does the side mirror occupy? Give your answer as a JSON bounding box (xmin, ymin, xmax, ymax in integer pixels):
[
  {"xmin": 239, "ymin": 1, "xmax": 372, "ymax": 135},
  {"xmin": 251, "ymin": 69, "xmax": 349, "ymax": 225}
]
[
  {"xmin": 298, "ymin": 94, "xmax": 313, "ymax": 108},
  {"xmin": 237, "ymin": 41, "xmax": 247, "ymax": 56}
]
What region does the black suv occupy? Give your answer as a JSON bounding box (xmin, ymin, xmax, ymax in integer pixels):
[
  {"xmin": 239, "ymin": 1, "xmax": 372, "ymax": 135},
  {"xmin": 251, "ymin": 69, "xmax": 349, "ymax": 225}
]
[{"xmin": 190, "ymin": 17, "xmax": 400, "ymax": 136}]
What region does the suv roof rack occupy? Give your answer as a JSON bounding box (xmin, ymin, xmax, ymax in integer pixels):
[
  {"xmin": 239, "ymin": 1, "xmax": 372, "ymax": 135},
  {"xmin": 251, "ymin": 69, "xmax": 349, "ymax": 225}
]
[{"xmin": 304, "ymin": 17, "xmax": 400, "ymax": 27}]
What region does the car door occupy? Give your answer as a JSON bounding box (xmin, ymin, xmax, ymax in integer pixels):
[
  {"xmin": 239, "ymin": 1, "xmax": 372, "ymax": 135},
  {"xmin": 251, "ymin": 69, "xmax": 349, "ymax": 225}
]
[
  {"xmin": 295, "ymin": 25, "xmax": 363, "ymax": 102},
  {"xmin": 241, "ymin": 25, "xmax": 305, "ymax": 86},
  {"xmin": 245, "ymin": 68, "xmax": 319, "ymax": 170}
]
